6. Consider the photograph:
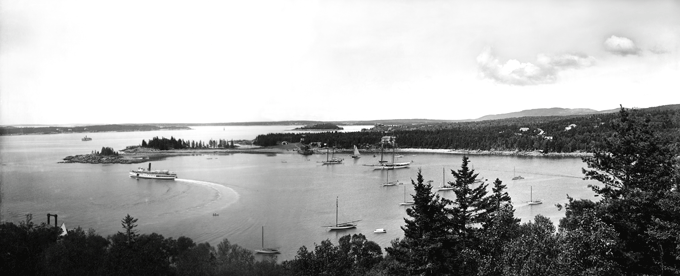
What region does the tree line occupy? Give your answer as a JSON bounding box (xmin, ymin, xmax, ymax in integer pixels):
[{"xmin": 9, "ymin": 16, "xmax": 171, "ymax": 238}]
[
  {"xmin": 253, "ymin": 107, "xmax": 680, "ymax": 154},
  {"xmin": 3, "ymin": 107, "xmax": 678, "ymax": 275},
  {"xmin": 141, "ymin": 136, "xmax": 236, "ymax": 150},
  {"xmin": 90, "ymin": 147, "xmax": 118, "ymax": 156}
]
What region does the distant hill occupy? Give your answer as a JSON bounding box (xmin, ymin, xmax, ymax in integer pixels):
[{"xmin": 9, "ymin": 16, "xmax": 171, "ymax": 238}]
[{"xmin": 474, "ymin": 107, "xmax": 618, "ymax": 121}]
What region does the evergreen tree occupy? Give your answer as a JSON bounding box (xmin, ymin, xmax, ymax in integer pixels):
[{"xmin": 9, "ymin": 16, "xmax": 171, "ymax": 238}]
[
  {"xmin": 120, "ymin": 214, "xmax": 138, "ymax": 246},
  {"xmin": 583, "ymin": 106, "xmax": 677, "ymax": 200},
  {"xmin": 450, "ymin": 156, "xmax": 489, "ymax": 238},
  {"xmin": 563, "ymin": 106, "xmax": 680, "ymax": 274},
  {"xmin": 385, "ymin": 170, "xmax": 454, "ymax": 275},
  {"xmin": 448, "ymin": 156, "xmax": 493, "ymax": 274}
]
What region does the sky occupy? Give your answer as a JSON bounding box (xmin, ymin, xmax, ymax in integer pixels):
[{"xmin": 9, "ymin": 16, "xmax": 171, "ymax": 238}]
[{"xmin": 1, "ymin": 0, "xmax": 679, "ymax": 125}]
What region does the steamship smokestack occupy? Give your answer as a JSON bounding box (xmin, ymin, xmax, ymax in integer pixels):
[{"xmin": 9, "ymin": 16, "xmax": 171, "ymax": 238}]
[{"xmin": 148, "ymin": 163, "xmax": 151, "ymax": 171}]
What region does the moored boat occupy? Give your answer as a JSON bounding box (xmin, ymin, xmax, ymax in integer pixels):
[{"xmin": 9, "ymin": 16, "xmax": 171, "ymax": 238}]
[
  {"xmin": 367, "ymin": 136, "xmax": 411, "ymax": 170},
  {"xmin": 129, "ymin": 163, "xmax": 177, "ymax": 180},
  {"xmin": 325, "ymin": 197, "xmax": 359, "ymax": 231},
  {"xmin": 437, "ymin": 167, "xmax": 454, "ymax": 192},
  {"xmin": 528, "ymin": 186, "xmax": 542, "ymax": 205},
  {"xmin": 322, "ymin": 146, "xmax": 343, "ymax": 165},
  {"xmin": 399, "ymin": 185, "xmax": 414, "ymax": 206},
  {"xmin": 81, "ymin": 135, "xmax": 92, "ymax": 141},
  {"xmin": 351, "ymin": 145, "xmax": 361, "ymax": 159},
  {"xmin": 254, "ymin": 226, "xmax": 280, "ymax": 254}
]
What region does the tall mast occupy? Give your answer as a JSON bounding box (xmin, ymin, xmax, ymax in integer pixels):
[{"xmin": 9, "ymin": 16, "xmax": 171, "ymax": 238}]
[
  {"xmin": 261, "ymin": 226, "xmax": 264, "ymax": 248},
  {"xmin": 531, "ymin": 186, "xmax": 533, "ymax": 202},
  {"xmin": 380, "ymin": 141, "xmax": 384, "ymax": 163},
  {"xmin": 335, "ymin": 197, "xmax": 338, "ymax": 226},
  {"xmin": 442, "ymin": 166, "xmax": 445, "ymax": 188},
  {"xmin": 392, "ymin": 140, "xmax": 396, "ymax": 165}
]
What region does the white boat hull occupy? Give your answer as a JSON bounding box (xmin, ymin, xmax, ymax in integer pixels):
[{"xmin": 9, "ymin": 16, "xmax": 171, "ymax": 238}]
[
  {"xmin": 373, "ymin": 164, "xmax": 410, "ymax": 170},
  {"xmin": 255, "ymin": 249, "xmax": 280, "ymax": 254},
  {"xmin": 129, "ymin": 171, "xmax": 177, "ymax": 180},
  {"xmin": 327, "ymin": 222, "xmax": 357, "ymax": 231},
  {"xmin": 399, "ymin": 202, "xmax": 414, "ymax": 206}
]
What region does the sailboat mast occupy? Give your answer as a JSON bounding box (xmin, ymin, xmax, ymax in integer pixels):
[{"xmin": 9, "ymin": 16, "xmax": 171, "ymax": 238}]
[
  {"xmin": 392, "ymin": 137, "xmax": 395, "ymax": 164},
  {"xmin": 380, "ymin": 141, "xmax": 384, "ymax": 163},
  {"xmin": 261, "ymin": 226, "xmax": 264, "ymax": 248},
  {"xmin": 336, "ymin": 196, "xmax": 338, "ymax": 227},
  {"xmin": 531, "ymin": 186, "xmax": 533, "ymax": 202},
  {"xmin": 442, "ymin": 167, "xmax": 445, "ymax": 188}
]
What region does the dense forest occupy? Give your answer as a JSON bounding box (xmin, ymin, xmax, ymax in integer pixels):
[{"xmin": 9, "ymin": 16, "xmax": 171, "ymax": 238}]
[
  {"xmin": 253, "ymin": 106, "xmax": 680, "ymax": 153},
  {"xmin": 141, "ymin": 136, "xmax": 236, "ymax": 150},
  {"xmin": 97, "ymin": 147, "xmax": 118, "ymax": 156},
  {"xmin": 3, "ymin": 107, "xmax": 679, "ymax": 275}
]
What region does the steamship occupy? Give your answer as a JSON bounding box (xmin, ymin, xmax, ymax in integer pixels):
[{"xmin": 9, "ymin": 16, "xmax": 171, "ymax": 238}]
[{"xmin": 130, "ymin": 163, "xmax": 177, "ymax": 180}]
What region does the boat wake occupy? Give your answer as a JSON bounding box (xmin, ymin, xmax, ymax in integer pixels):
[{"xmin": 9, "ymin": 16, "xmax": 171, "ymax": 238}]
[{"xmin": 174, "ymin": 178, "xmax": 240, "ymax": 210}]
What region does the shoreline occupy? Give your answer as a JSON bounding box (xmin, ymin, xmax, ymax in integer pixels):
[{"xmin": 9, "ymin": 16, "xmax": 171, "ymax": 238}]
[{"xmin": 60, "ymin": 145, "xmax": 591, "ymax": 164}]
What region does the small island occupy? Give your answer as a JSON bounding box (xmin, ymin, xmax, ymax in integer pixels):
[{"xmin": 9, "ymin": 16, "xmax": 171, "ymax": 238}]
[
  {"xmin": 60, "ymin": 147, "xmax": 153, "ymax": 164},
  {"xmin": 294, "ymin": 123, "xmax": 343, "ymax": 130},
  {"xmin": 59, "ymin": 136, "xmax": 284, "ymax": 164}
]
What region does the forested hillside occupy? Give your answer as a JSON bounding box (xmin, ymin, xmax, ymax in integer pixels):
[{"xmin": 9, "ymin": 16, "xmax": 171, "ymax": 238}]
[{"xmin": 254, "ymin": 105, "xmax": 680, "ymax": 153}]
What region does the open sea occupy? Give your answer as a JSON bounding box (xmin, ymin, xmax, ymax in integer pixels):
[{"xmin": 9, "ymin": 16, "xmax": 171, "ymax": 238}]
[{"xmin": 0, "ymin": 125, "xmax": 598, "ymax": 261}]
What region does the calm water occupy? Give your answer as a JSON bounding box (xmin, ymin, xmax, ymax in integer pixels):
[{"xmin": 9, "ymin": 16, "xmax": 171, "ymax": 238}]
[{"xmin": 0, "ymin": 125, "xmax": 598, "ymax": 261}]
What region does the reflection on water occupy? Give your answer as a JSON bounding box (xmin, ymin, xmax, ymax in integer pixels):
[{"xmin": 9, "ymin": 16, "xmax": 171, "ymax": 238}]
[{"xmin": 1, "ymin": 126, "xmax": 598, "ymax": 261}]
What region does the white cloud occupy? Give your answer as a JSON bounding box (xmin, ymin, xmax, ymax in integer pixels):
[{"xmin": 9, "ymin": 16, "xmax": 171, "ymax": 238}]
[
  {"xmin": 604, "ymin": 35, "xmax": 640, "ymax": 56},
  {"xmin": 477, "ymin": 48, "xmax": 595, "ymax": 85}
]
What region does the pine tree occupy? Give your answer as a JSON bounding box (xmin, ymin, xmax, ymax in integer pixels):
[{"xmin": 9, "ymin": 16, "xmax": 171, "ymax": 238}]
[
  {"xmin": 450, "ymin": 156, "xmax": 490, "ymax": 236},
  {"xmin": 386, "ymin": 170, "xmax": 454, "ymax": 275},
  {"xmin": 120, "ymin": 214, "xmax": 139, "ymax": 247},
  {"xmin": 564, "ymin": 106, "xmax": 680, "ymax": 274},
  {"xmin": 448, "ymin": 156, "xmax": 495, "ymax": 274}
]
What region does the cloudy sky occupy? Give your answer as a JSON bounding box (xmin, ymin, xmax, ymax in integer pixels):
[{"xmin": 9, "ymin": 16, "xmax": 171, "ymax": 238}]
[{"xmin": 1, "ymin": 0, "xmax": 679, "ymax": 125}]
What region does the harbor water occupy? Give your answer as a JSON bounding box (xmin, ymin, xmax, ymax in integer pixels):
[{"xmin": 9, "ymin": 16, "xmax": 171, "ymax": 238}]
[{"xmin": 0, "ymin": 125, "xmax": 598, "ymax": 261}]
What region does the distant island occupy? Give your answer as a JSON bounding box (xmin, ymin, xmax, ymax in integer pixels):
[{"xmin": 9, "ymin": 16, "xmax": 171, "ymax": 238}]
[
  {"xmin": 0, "ymin": 124, "xmax": 191, "ymax": 136},
  {"xmin": 294, "ymin": 123, "xmax": 343, "ymax": 130}
]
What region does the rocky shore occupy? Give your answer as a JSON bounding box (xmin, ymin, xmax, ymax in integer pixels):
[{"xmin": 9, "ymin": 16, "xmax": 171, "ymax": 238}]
[{"xmin": 60, "ymin": 154, "xmax": 154, "ymax": 164}]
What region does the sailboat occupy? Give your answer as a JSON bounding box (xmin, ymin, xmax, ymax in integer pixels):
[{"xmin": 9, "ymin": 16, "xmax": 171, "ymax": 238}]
[
  {"xmin": 322, "ymin": 146, "xmax": 343, "ymax": 165},
  {"xmin": 325, "ymin": 197, "xmax": 359, "ymax": 230},
  {"xmin": 471, "ymin": 162, "xmax": 485, "ymax": 183},
  {"xmin": 254, "ymin": 226, "xmax": 280, "ymax": 254},
  {"xmin": 528, "ymin": 186, "xmax": 542, "ymax": 205},
  {"xmin": 437, "ymin": 167, "xmax": 454, "ymax": 192},
  {"xmin": 512, "ymin": 167, "xmax": 524, "ymax": 180},
  {"xmin": 399, "ymin": 185, "xmax": 414, "ymax": 206},
  {"xmin": 382, "ymin": 170, "xmax": 401, "ymax": 186},
  {"xmin": 371, "ymin": 137, "xmax": 410, "ymax": 170},
  {"xmin": 351, "ymin": 145, "xmax": 361, "ymax": 159}
]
